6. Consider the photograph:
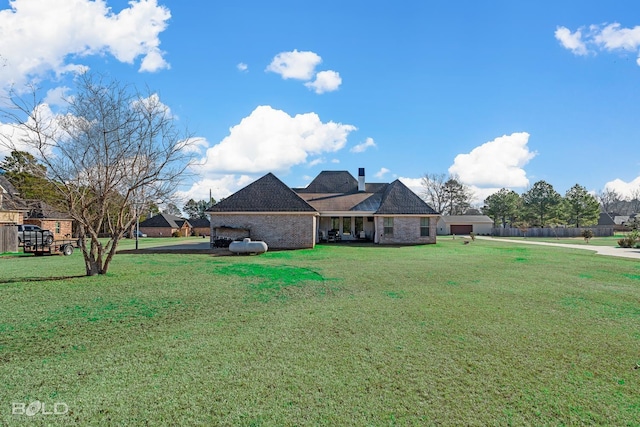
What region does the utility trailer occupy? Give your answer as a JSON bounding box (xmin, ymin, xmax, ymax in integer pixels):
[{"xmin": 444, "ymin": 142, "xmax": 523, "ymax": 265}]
[{"xmin": 22, "ymin": 231, "xmax": 80, "ymax": 256}]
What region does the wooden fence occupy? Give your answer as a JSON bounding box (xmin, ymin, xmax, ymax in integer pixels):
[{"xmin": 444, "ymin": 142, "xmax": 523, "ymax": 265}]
[
  {"xmin": 0, "ymin": 225, "xmax": 18, "ymax": 253},
  {"xmin": 491, "ymin": 227, "xmax": 614, "ymax": 238}
]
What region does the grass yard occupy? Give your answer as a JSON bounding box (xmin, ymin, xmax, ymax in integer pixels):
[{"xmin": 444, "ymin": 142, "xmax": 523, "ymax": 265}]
[
  {"xmin": 486, "ymin": 233, "xmax": 627, "ymax": 247},
  {"xmin": 1, "ymin": 238, "xmax": 639, "ymax": 425}
]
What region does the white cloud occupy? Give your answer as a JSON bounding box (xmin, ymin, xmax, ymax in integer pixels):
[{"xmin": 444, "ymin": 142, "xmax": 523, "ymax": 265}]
[
  {"xmin": 0, "ymin": 103, "xmax": 58, "ymax": 158},
  {"xmin": 375, "ymin": 167, "xmax": 390, "ymax": 179},
  {"xmin": 557, "ymin": 23, "xmax": 640, "ymax": 66},
  {"xmin": 398, "ymin": 177, "xmax": 423, "ymax": 196},
  {"xmin": 43, "ymin": 86, "xmax": 72, "ymax": 108},
  {"xmin": 175, "ymin": 175, "xmax": 254, "ymax": 205},
  {"xmin": 305, "ymin": 70, "xmax": 342, "ymax": 94},
  {"xmin": 195, "ymin": 105, "xmax": 356, "ymax": 175},
  {"xmin": 308, "ymin": 157, "xmax": 325, "ymax": 167},
  {"xmin": 555, "ymin": 26, "xmax": 588, "ymax": 55},
  {"xmin": 0, "ymin": 0, "xmax": 171, "ymax": 89},
  {"xmin": 331, "ymin": 158, "xmax": 340, "ymax": 164},
  {"xmin": 266, "ymin": 50, "xmax": 322, "ymax": 80},
  {"xmin": 237, "ymin": 62, "xmax": 248, "ymax": 72},
  {"xmin": 449, "ymin": 132, "xmax": 536, "ymax": 188},
  {"xmin": 604, "ymin": 176, "xmax": 640, "ymax": 199},
  {"xmin": 594, "ymin": 23, "xmax": 640, "ymax": 52},
  {"xmin": 350, "ymin": 137, "xmax": 376, "ymax": 153},
  {"xmin": 178, "ymin": 137, "xmax": 209, "ymax": 155}
]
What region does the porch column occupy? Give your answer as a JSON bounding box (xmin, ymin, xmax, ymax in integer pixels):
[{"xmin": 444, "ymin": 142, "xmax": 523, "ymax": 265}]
[{"xmin": 374, "ymin": 217, "xmax": 379, "ymax": 244}]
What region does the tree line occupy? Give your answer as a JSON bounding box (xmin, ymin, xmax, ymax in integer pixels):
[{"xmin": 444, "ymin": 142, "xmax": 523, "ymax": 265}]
[{"xmin": 421, "ymin": 173, "xmax": 608, "ymax": 228}]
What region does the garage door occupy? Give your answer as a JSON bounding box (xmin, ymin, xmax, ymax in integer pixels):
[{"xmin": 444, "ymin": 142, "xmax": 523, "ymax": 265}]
[{"xmin": 450, "ymin": 225, "xmax": 473, "ymax": 235}]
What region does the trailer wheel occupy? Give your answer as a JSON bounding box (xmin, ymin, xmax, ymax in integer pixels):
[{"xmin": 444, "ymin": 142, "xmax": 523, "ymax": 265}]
[{"xmin": 62, "ymin": 245, "xmax": 74, "ymax": 256}]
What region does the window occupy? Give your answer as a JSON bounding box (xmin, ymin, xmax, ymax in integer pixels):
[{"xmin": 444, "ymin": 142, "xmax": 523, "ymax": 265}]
[
  {"xmin": 420, "ymin": 217, "xmax": 430, "ymax": 237},
  {"xmin": 383, "ymin": 217, "xmax": 393, "ymax": 235},
  {"xmin": 55, "ymin": 222, "xmax": 61, "ymax": 233}
]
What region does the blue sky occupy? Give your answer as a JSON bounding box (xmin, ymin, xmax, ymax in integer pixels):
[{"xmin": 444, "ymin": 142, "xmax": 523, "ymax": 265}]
[{"xmin": 1, "ymin": 0, "xmax": 640, "ymax": 206}]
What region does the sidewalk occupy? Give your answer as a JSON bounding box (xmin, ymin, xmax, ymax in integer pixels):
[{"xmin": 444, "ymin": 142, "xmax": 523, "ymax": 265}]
[{"xmin": 474, "ymin": 236, "xmax": 640, "ymax": 260}]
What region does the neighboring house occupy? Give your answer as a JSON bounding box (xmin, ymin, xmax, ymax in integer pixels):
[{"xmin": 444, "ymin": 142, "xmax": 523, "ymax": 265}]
[
  {"xmin": 139, "ymin": 213, "xmax": 192, "ymax": 237},
  {"xmin": 436, "ymin": 215, "xmax": 494, "ymax": 236},
  {"xmin": 189, "ymin": 218, "xmax": 210, "ymax": 237},
  {"xmin": 207, "ymin": 168, "xmax": 440, "ymax": 249},
  {"xmin": 23, "ymin": 200, "xmax": 73, "ymax": 240},
  {"xmin": 613, "ymin": 215, "xmax": 630, "ymax": 226},
  {"xmin": 0, "ymin": 174, "xmax": 28, "ymax": 253},
  {"xmin": 0, "ymin": 175, "xmax": 28, "ymax": 225},
  {"xmin": 597, "ymin": 212, "xmax": 616, "ymax": 228}
]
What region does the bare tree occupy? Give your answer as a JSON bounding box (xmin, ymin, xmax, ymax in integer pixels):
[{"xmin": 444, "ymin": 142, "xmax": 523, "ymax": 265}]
[
  {"xmin": 421, "ymin": 173, "xmax": 448, "ymax": 213},
  {"xmin": 596, "ymin": 188, "xmax": 622, "ymax": 214},
  {"xmin": 629, "ymin": 187, "xmax": 640, "ymax": 214},
  {"xmin": 421, "ymin": 173, "xmax": 473, "ymax": 215},
  {"xmin": 0, "ymin": 73, "xmax": 194, "ymax": 275}
]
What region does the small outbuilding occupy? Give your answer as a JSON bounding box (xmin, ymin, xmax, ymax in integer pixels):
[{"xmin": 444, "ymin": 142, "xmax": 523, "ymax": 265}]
[{"xmin": 437, "ymin": 215, "xmax": 494, "ymax": 236}]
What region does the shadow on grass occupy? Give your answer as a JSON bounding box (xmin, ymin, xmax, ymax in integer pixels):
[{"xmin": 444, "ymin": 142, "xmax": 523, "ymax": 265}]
[{"xmin": 0, "ymin": 275, "xmax": 86, "ymax": 284}]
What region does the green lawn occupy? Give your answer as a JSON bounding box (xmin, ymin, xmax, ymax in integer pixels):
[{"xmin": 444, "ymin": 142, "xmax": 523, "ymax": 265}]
[
  {"xmin": 484, "ymin": 232, "xmax": 632, "ymax": 247},
  {"xmin": 1, "ymin": 239, "xmax": 639, "ymax": 425}
]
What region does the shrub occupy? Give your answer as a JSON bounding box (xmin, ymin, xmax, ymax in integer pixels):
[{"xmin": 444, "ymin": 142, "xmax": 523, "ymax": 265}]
[
  {"xmin": 581, "ymin": 229, "xmax": 594, "ymax": 243},
  {"xmin": 618, "ymin": 230, "xmax": 639, "ymax": 248},
  {"xmin": 171, "ymin": 231, "xmax": 180, "ymax": 237}
]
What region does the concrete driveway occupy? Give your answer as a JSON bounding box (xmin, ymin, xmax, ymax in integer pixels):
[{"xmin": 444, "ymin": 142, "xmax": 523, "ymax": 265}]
[{"xmin": 475, "ymin": 236, "xmax": 640, "ymax": 260}]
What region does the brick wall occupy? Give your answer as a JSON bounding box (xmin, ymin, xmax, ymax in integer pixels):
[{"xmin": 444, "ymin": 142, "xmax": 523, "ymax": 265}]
[
  {"xmin": 375, "ymin": 216, "xmax": 437, "ymax": 245},
  {"xmin": 24, "ymin": 219, "xmax": 73, "ymax": 240},
  {"xmin": 140, "ymin": 227, "xmax": 173, "ymax": 237},
  {"xmin": 210, "ymin": 213, "xmax": 317, "ymax": 249},
  {"xmin": 192, "ymin": 227, "xmax": 209, "ymax": 237}
]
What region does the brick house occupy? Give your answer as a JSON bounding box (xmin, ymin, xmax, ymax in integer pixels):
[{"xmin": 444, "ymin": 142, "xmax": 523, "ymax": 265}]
[
  {"xmin": 207, "ymin": 168, "xmax": 440, "ymax": 249},
  {"xmin": 139, "ymin": 213, "xmax": 192, "ymax": 237},
  {"xmin": 189, "ymin": 218, "xmax": 211, "ymax": 237},
  {"xmin": 0, "ymin": 175, "xmax": 27, "ymax": 225},
  {"xmin": 23, "ymin": 200, "xmax": 74, "ymax": 240},
  {"xmin": 0, "ymin": 175, "xmax": 28, "ymax": 253}
]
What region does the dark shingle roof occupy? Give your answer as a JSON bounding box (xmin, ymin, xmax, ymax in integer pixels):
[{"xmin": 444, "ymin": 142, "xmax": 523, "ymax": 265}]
[
  {"xmin": 189, "ymin": 218, "xmax": 210, "ymax": 228},
  {"xmin": 598, "ymin": 212, "xmax": 615, "ymax": 226},
  {"xmin": 0, "ymin": 175, "xmax": 28, "ymax": 211},
  {"xmin": 296, "ymin": 171, "xmax": 358, "ymax": 193},
  {"xmin": 24, "ymin": 200, "xmax": 72, "ymax": 220},
  {"xmin": 140, "ymin": 213, "xmax": 191, "ymax": 228},
  {"xmin": 375, "ymin": 180, "xmax": 439, "ymax": 215},
  {"xmin": 208, "ymin": 173, "xmax": 316, "ymax": 213}
]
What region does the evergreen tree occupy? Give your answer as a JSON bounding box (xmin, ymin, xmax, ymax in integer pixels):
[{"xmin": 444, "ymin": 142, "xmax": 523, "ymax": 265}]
[
  {"xmin": 483, "ymin": 188, "xmax": 521, "ymax": 227},
  {"xmin": 564, "ymin": 184, "xmax": 600, "ymax": 227},
  {"xmin": 521, "ymin": 181, "xmax": 562, "ymax": 227}
]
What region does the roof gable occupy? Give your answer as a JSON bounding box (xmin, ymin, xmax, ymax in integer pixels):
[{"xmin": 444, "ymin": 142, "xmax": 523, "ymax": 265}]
[
  {"xmin": 25, "ymin": 200, "xmax": 72, "ymax": 220},
  {"xmin": 140, "ymin": 213, "xmax": 190, "ymax": 228},
  {"xmin": 297, "ymin": 171, "xmax": 358, "ymax": 193},
  {"xmin": 208, "ymin": 173, "xmax": 316, "ymax": 213},
  {"xmin": 0, "ymin": 175, "xmax": 28, "ymax": 212},
  {"xmin": 598, "ymin": 212, "xmax": 615, "ymax": 226},
  {"xmin": 375, "ymin": 180, "xmax": 438, "ymax": 215},
  {"xmin": 189, "ymin": 218, "xmax": 210, "ymax": 227}
]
